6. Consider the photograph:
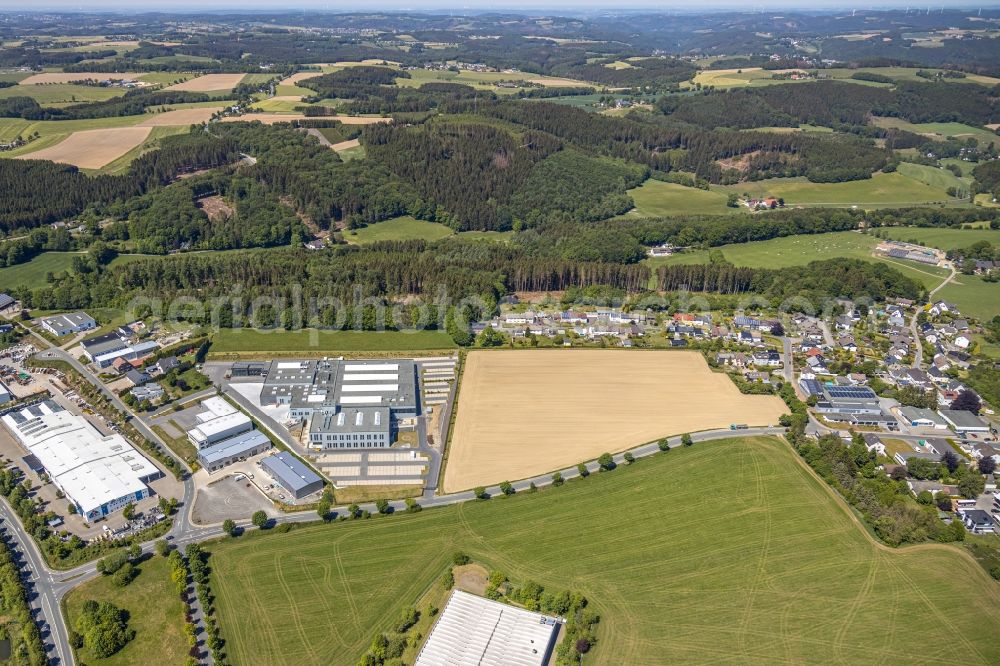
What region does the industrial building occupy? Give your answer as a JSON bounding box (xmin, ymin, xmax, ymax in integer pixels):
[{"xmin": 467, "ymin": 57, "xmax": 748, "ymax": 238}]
[
  {"xmin": 939, "ymin": 409, "xmax": 991, "ymax": 436},
  {"xmin": 231, "ymin": 361, "xmax": 267, "ymax": 377},
  {"xmin": 415, "ymin": 590, "xmax": 562, "ymax": 666},
  {"xmin": 813, "ymin": 385, "xmax": 882, "ymax": 415},
  {"xmin": 257, "ymin": 359, "xmax": 418, "ymax": 450},
  {"xmin": 0, "ymin": 380, "xmax": 11, "ymax": 405},
  {"xmin": 39, "ymin": 312, "xmax": 96, "ymax": 337},
  {"xmin": 260, "ymin": 451, "xmax": 324, "ymax": 499},
  {"xmin": 80, "ymin": 329, "xmax": 159, "ymax": 368},
  {"xmin": 188, "ymin": 396, "xmax": 252, "ymax": 449},
  {"xmin": 197, "ymin": 430, "xmax": 271, "ymax": 473},
  {"xmin": 1, "ymin": 401, "xmax": 161, "ymax": 521}
]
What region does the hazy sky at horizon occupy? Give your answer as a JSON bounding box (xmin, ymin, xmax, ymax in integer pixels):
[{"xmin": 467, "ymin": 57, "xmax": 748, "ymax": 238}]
[{"xmin": 2, "ymin": 1, "xmax": 995, "ymax": 11}]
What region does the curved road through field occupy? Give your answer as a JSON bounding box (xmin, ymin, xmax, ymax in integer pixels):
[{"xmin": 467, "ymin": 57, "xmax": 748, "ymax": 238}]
[
  {"xmin": 12, "ymin": 320, "xmax": 786, "ymax": 665},
  {"xmin": 3, "ymin": 384, "xmax": 783, "ymax": 666}
]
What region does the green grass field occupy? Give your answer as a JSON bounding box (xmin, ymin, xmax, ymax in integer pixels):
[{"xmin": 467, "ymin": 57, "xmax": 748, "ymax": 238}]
[
  {"xmin": 343, "ymin": 216, "xmax": 454, "ymax": 244},
  {"xmin": 210, "ymin": 436, "xmax": 1000, "ymax": 666},
  {"xmin": 0, "ymin": 252, "xmax": 151, "ymax": 290},
  {"xmin": 871, "ymin": 117, "xmax": 1000, "ymax": 146},
  {"xmin": 881, "ymin": 226, "xmax": 1000, "ymax": 251},
  {"xmin": 627, "ymin": 180, "xmax": 739, "ymax": 217},
  {"xmin": 65, "ymin": 555, "xmax": 187, "ymax": 666},
  {"xmin": 896, "ymin": 162, "xmax": 971, "ymax": 192},
  {"xmin": 0, "ymin": 252, "xmax": 81, "ymax": 289},
  {"xmin": 210, "ymin": 328, "xmax": 457, "ymax": 354},
  {"xmin": 935, "ymin": 274, "xmax": 1000, "ymax": 322},
  {"xmin": 722, "ymin": 173, "xmax": 954, "ymax": 207},
  {"xmin": 0, "ymin": 83, "xmax": 125, "ymax": 106},
  {"xmin": 646, "ymin": 231, "xmax": 952, "ymax": 289}
]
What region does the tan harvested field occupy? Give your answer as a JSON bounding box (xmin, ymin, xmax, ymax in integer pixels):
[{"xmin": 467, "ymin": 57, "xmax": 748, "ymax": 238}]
[
  {"xmin": 279, "ymin": 72, "xmax": 323, "ymax": 86},
  {"xmin": 166, "ymin": 73, "xmax": 246, "ymax": 92},
  {"xmin": 136, "ymin": 107, "xmax": 223, "ymax": 126},
  {"xmin": 443, "ymin": 350, "xmax": 787, "ymax": 492},
  {"xmin": 330, "ymin": 138, "xmax": 360, "ymax": 152},
  {"xmin": 527, "ymin": 77, "xmax": 589, "ymax": 86},
  {"xmin": 221, "ymin": 114, "xmax": 389, "ymax": 125},
  {"xmin": 19, "ymin": 72, "xmax": 143, "ymax": 85},
  {"xmin": 16, "ymin": 126, "xmax": 152, "ymax": 169}
]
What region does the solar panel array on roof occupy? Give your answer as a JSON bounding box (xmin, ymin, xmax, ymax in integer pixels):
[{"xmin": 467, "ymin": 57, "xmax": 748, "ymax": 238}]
[{"xmin": 826, "ymin": 386, "xmax": 877, "ymax": 400}]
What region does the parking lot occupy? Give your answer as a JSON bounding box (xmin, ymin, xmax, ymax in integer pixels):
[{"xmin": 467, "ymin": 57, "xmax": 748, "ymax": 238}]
[{"xmin": 191, "ymin": 469, "xmax": 278, "ymax": 525}]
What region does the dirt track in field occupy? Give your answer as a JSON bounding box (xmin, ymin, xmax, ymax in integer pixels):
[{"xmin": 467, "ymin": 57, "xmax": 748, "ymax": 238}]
[
  {"xmin": 166, "ymin": 73, "xmax": 246, "ymax": 92},
  {"xmin": 16, "ymin": 126, "xmax": 152, "ymax": 169},
  {"xmin": 442, "ymin": 350, "xmax": 788, "ymax": 492}
]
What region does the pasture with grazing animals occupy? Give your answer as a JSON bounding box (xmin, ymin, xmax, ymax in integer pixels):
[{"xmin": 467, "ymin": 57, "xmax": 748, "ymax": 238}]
[
  {"xmin": 443, "ymin": 349, "xmax": 787, "ymax": 492},
  {"xmin": 209, "ymin": 436, "xmax": 1000, "ymax": 666}
]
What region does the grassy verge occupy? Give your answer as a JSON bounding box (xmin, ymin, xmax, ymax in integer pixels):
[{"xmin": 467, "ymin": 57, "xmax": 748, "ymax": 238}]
[
  {"xmin": 209, "ymin": 328, "xmax": 457, "ymax": 355},
  {"xmin": 332, "ymin": 485, "xmax": 423, "ymax": 505},
  {"xmin": 64, "ymin": 554, "xmax": 187, "ymax": 666}
]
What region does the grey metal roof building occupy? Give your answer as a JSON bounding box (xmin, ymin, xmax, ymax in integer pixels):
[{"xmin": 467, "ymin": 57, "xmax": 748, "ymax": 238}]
[
  {"xmin": 40, "ymin": 312, "xmax": 96, "ymax": 337},
  {"xmin": 815, "ymin": 384, "xmax": 882, "ymax": 415},
  {"xmin": 939, "ymin": 409, "xmax": 990, "ymax": 433},
  {"xmin": 309, "ymin": 407, "xmax": 390, "ymax": 448},
  {"xmin": 415, "ymin": 591, "xmax": 561, "ymax": 666},
  {"xmin": 198, "ymin": 430, "xmax": 271, "ymax": 473},
  {"xmin": 260, "ymin": 451, "xmax": 324, "ymax": 499},
  {"xmin": 0, "ymin": 294, "xmax": 14, "ymax": 310},
  {"xmin": 256, "ymin": 359, "xmax": 418, "ymax": 450}
]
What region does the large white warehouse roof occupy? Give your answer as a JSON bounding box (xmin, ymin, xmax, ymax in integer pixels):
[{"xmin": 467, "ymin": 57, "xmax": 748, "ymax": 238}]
[{"xmin": 1, "ymin": 404, "xmax": 159, "ymax": 516}]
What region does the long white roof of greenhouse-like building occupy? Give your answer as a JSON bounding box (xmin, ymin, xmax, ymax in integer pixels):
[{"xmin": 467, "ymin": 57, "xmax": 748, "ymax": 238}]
[{"xmin": 414, "ymin": 590, "xmax": 561, "ymax": 666}]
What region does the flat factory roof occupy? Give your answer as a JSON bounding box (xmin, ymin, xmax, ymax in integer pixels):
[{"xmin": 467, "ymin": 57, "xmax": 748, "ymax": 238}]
[{"xmin": 1, "ymin": 404, "xmax": 158, "ymax": 515}]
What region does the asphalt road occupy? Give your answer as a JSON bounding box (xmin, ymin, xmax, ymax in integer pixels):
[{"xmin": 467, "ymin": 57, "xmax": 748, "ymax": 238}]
[
  {"xmin": 1, "ymin": 418, "xmax": 783, "ymax": 666},
  {"xmin": 11, "ymin": 326, "xmax": 785, "ymax": 665}
]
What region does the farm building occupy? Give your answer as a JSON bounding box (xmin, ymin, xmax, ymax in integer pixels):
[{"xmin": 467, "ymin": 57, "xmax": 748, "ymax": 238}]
[
  {"xmin": 0, "ymin": 401, "xmax": 161, "ymax": 521},
  {"xmin": 260, "ymin": 451, "xmax": 323, "ymax": 499},
  {"xmin": 415, "ymin": 590, "xmax": 561, "ymax": 666},
  {"xmin": 0, "ymin": 380, "xmax": 11, "ymax": 405},
  {"xmin": 40, "ymin": 312, "xmax": 96, "ymax": 337},
  {"xmin": 188, "ymin": 396, "xmax": 253, "ymax": 448},
  {"xmin": 0, "ymin": 293, "xmax": 14, "ymax": 311},
  {"xmin": 197, "ymin": 430, "xmax": 271, "ymax": 473}
]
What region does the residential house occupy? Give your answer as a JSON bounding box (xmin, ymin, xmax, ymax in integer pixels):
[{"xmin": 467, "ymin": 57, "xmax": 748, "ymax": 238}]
[
  {"xmin": 960, "ymin": 509, "xmax": 996, "ymax": 535},
  {"xmin": 155, "ymin": 356, "xmax": 180, "ymax": 374},
  {"xmin": 124, "ymin": 370, "xmax": 151, "ymax": 387},
  {"xmin": 838, "ymin": 335, "xmax": 858, "ymax": 352}
]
